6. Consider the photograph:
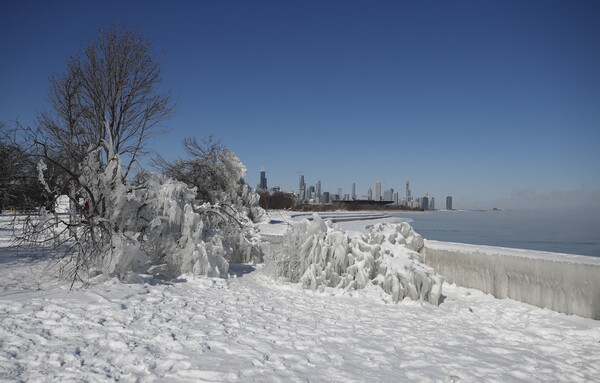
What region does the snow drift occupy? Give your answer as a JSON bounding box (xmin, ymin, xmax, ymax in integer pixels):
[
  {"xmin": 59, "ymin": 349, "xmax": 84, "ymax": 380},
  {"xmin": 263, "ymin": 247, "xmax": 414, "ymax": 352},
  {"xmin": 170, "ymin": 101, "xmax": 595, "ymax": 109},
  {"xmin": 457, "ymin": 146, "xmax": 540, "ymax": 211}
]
[{"xmin": 265, "ymin": 214, "xmax": 443, "ymax": 305}]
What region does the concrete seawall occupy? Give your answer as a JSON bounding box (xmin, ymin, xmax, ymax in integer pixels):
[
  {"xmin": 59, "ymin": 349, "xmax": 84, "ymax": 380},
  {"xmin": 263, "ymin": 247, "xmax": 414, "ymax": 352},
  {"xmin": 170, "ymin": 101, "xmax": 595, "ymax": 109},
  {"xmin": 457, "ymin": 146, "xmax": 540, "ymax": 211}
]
[{"xmin": 423, "ymin": 240, "xmax": 600, "ymax": 320}]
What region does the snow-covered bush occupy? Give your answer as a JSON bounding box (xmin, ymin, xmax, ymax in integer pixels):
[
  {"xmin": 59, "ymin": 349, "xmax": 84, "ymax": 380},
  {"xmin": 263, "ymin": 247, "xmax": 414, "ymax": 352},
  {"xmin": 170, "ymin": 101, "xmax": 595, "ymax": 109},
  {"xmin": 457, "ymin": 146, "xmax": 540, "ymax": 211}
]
[
  {"xmin": 152, "ymin": 137, "xmax": 266, "ymax": 265},
  {"xmin": 91, "ymin": 170, "xmax": 263, "ymax": 280},
  {"xmin": 212, "ymin": 149, "xmax": 265, "ymax": 224},
  {"xmin": 154, "ymin": 137, "xmax": 266, "ymax": 224},
  {"xmin": 122, "ymin": 173, "xmax": 260, "ymax": 277},
  {"xmin": 32, "ymin": 143, "xmax": 263, "ymax": 284},
  {"xmin": 265, "ymin": 215, "xmax": 444, "ymax": 305}
]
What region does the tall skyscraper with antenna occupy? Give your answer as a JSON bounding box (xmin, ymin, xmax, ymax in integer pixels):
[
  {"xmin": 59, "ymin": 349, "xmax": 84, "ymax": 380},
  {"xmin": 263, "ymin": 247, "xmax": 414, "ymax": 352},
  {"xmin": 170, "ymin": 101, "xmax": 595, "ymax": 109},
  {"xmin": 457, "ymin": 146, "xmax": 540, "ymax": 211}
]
[{"xmin": 259, "ymin": 168, "xmax": 267, "ymax": 190}]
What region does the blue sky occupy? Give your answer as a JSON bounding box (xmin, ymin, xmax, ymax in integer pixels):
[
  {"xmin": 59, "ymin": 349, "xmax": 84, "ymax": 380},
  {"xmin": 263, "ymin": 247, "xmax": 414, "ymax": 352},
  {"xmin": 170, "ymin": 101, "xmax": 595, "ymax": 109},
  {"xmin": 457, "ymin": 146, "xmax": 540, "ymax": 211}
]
[{"xmin": 1, "ymin": 0, "xmax": 599, "ymax": 209}]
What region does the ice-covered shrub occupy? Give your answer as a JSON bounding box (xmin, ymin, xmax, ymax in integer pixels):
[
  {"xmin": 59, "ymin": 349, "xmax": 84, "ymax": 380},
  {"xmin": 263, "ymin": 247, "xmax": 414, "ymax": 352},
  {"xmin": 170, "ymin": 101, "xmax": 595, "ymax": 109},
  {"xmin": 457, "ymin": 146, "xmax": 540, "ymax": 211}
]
[
  {"xmin": 154, "ymin": 137, "xmax": 266, "ymax": 224},
  {"xmin": 151, "ymin": 137, "xmax": 266, "ymax": 265},
  {"xmin": 33, "ymin": 145, "xmax": 263, "ymax": 283},
  {"xmin": 127, "ymin": 173, "xmax": 262, "ymax": 277},
  {"xmin": 100, "ymin": 172, "xmax": 263, "ymax": 279},
  {"xmin": 265, "ymin": 215, "xmax": 443, "ymax": 305},
  {"xmin": 213, "ymin": 149, "xmax": 265, "ymax": 224}
]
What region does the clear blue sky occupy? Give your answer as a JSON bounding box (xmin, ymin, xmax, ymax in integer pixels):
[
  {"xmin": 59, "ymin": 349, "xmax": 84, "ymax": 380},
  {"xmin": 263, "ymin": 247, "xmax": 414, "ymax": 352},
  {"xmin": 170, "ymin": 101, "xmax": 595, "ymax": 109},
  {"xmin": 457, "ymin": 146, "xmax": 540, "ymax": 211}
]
[{"xmin": 1, "ymin": 0, "xmax": 599, "ymax": 209}]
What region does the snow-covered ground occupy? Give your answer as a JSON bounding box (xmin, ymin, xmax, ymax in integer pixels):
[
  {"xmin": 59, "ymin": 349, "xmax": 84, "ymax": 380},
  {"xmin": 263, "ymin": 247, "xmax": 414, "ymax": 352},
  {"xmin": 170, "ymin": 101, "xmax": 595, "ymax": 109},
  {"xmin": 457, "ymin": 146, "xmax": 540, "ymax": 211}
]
[{"xmin": 1, "ymin": 212, "xmax": 599, "ymax": 382}]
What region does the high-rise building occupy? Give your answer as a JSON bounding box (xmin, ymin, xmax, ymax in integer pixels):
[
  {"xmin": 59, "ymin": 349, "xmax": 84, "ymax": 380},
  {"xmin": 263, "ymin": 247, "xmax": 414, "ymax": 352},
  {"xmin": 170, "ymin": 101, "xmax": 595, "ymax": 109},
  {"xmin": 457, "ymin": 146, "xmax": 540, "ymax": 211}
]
[
  {"xmin": 422, "ymin": 196, "xmax": 429, "ymax": 211},
  {"xmin": 338, "ymin": 188, "xmax": 342, "ymax": 197},
  {"xmin": 383, "ymin": 188, "xmax": 394, "ymax": 202},
  {"xmin": 299, "ymin": 175, "xmax": 306, "ymax": 200},
  {"xmin": 413, "ymin": 197, "xmax": 422, "ymax": 209},
  {"xmin": 406, "ymin": 181, "xmax": 412, "ymax": 202},
  {"xmin": 316, "ymin": 180, "xmax": 322, "ymax": 200},
  {"xmin": 430, "ymin": 197, "xmax": 435, "ymax": 210},
  {"xmin": 259, "ymin": 169, "xmax": 267, "ymax": 190},
  {"xmin": 352, "ymin": 183, "xmax": 356, "ymax": 200},
  {"xmin": 393, "ymin": 191, "xmax": 399, "ymax": 205},
  {"xmin": 375, "ymin": 181, "xmax": 382, "ymax": 201},
  {"xmin": 368, "ymin": 188, "xmax": 373, "ymax": 200},
  {"xmin": 446, "ymin": 196, "xmax": 453, "ymax": 210},
  {"xmin": 308, "ymin": 185, "xmax": 315, "ymax": 200}
]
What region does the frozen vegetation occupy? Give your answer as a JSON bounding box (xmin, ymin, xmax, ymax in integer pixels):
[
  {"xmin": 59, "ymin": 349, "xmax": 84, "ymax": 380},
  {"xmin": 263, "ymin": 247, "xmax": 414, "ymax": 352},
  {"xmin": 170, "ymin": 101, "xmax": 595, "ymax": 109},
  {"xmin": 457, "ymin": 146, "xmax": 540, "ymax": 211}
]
[
  {"xmin": 264, "ymin": 214, "xmax": 443, "ymax": 305},
  {"xmin": 28, "ymin": 142, "xmax": 265, "ymax": 284}
]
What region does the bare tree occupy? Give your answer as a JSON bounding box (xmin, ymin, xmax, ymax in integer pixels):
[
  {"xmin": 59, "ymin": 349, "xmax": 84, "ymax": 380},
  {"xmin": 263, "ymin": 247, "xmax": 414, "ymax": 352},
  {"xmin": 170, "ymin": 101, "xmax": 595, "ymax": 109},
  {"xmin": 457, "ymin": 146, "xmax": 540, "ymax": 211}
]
[
  {"xmin": 20, "ymin": 24, "xmax": 174, "ymax": 285},
  {"xmin": 38, "ymin": 23, "xmax": 173, "ymax": 180},
  {"xmin": 154, "ymin": 136, "xmax": 230, "ymax": 204}
]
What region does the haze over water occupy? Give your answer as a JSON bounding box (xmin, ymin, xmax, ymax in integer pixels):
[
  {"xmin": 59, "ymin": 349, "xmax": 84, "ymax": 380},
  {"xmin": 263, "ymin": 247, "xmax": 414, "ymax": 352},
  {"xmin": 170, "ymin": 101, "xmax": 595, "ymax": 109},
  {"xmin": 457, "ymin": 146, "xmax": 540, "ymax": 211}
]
[{"xmin": 392, "ymin": 209, "xmax": 600, "ymax": 257}]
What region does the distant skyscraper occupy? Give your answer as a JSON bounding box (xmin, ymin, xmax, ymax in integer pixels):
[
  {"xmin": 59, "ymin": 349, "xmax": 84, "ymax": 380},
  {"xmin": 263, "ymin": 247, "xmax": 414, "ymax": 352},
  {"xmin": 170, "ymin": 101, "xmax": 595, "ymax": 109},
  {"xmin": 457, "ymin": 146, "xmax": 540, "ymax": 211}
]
[
  {"xmin": 406, "ymin": 181, "xmax": 412, "ymax": 202},
  {"xmin": 422, "ymin": 196, "xmax": 429, "ymax": 210},
  {"xmin": 393, "ymin": 191, "xmax": 399, "ymax": 205},
  {"xmin": 383, "ymin": 188, "xmax": 394, "ymax": 202},
  {"xmin": 338, "ymin": 188, "xmax": 342, "ymax": 197},
  {"xmin": 352, "ymin": 183, "xmax": 356, "ymax": 200},
  {"xmin": 375, "ymin": 181, "xmax": 382, "ymax": 201},
  {"xmin": 316, "ymin": 180, "xmax": 322, "ymax": 200},
  {"xmin": 259, "ymin": 169, "xmax": 267, "ymax": 190},
  {"xmin": 368, "ymin": 188, "xmax": 373, "ymax": 200},
  {"xmin": 299, "ymin": 175, "xmax": 306, "ymax": 200},
  {"xmin": 430, "ymin": 197, "xmax": 435, "ymax": 210},
  {"xmin": 446, "ymin": 196, "xmax": 453, "ymax": 210},
  {"xmin": 414, "ymin": 197, "xmax": 422, "ymax": 209}
]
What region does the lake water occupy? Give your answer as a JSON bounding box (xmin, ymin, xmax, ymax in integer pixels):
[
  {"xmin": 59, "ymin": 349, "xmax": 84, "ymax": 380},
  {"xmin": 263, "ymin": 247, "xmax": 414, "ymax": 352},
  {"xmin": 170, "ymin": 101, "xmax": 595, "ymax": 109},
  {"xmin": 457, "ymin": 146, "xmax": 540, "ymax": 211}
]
[{"xmin": 391, "ymin": 209, "xmax": 600, "ymax": 257}]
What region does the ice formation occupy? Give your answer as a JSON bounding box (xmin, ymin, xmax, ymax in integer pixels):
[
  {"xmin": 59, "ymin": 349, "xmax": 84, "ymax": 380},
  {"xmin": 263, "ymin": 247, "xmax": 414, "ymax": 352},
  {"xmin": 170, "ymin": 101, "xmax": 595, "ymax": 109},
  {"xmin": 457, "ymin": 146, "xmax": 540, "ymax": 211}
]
[
  {"xmin": 424, "ymin": 240, "xmax": 600, "ymax": 319},
  {"xmin": 34, "ymin": 146, "xmax": 264, "ymax": 282},
  {"xmin": 212, "ymin": 149, "xmax": 266, "ymax": 224},
  {"xmin": 111, "ymin": 172, "xmax": 264, "ymax": 279},
  {"xmin": 266, "ymin": 214, "xmax": 443, "ymax": 305}
]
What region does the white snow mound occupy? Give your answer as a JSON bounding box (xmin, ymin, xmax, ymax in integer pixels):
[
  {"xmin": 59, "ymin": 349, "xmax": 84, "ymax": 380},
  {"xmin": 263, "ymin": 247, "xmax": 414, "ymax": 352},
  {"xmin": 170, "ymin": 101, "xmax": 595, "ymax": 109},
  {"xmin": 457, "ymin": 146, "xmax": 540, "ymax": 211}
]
[{"xmin": 265, "ymin": 214, "xmax": 443, "ymax": 305}]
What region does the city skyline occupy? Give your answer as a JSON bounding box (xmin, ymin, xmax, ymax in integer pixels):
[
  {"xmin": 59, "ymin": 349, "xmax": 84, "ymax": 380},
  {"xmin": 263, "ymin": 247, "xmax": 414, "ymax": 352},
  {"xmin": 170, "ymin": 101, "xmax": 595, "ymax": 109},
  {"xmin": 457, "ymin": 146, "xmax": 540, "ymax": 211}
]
[
  {"xmin": 1, "ymin": 1, "xmax": 599, "ymax": 210},
  {"xmin": 265, "ymin": 169, "xmax": 450, "ymax": 209}
]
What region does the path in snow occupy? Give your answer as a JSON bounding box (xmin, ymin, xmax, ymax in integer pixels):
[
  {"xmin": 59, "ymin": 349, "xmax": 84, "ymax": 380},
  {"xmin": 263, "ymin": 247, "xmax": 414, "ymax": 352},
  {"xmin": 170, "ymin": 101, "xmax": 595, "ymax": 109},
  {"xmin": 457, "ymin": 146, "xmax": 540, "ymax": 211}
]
[{"xmin": 1, "ymin": 242, "xmax": 599, "ymax": 382}]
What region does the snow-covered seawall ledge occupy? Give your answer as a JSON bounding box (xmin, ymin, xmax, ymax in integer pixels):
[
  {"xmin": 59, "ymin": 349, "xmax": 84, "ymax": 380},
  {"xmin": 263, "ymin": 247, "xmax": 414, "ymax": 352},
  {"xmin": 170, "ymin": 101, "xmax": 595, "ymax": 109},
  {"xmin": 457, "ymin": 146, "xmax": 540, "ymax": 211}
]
[{"xmin": 422, "ymin": 240, "xmax": 600, "ymax": 319}]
